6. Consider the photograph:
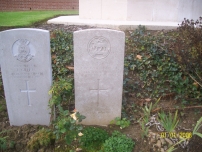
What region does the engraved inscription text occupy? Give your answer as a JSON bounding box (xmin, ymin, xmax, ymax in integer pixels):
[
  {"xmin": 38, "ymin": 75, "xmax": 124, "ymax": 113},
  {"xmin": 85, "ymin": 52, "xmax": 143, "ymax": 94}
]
[{"xmin": 88, "ymin": 36, "xmax": 110, "ymax": 59}]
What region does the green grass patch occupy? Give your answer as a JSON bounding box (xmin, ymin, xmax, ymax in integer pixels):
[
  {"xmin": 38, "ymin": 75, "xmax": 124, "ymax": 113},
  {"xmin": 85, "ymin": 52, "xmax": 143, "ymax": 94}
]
[{"xmin": 0, "ymin": 10, "xmax": 78, "ymax": 27}]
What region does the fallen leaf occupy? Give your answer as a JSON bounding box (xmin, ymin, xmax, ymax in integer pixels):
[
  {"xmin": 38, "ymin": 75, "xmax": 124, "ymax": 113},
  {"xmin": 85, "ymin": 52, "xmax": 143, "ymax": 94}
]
[
  {"xmin": 78, "ymin": 132, "xmax": 83, "ymax": 136},
  {"xmin": 193, "ymin": 82, "xmax": 199, "ymax": 88},
  {"xmin": 52, "ymin": 55, "xmax": 56, "ymax": 59},
  {"xmin": 129, "ymin": 93, "xmax": 135, "ymax": 97},
  {"xmin": 136, "ymin": 55, "xmax": 142, "ymax": 60},
  {"xmin": 138, "ymin": 99, "xmax": 145, "ymax": 107},
  {"xmin": 66, "ymin": 66, "xmax": 74, "ymax": 70},
  {"xmin": 70, "ymin": 113, "xmax": 77, "ymax": 120},
  {"xmin": 145, "ymin": 98, "xmax": 151, "ymax": 102}
]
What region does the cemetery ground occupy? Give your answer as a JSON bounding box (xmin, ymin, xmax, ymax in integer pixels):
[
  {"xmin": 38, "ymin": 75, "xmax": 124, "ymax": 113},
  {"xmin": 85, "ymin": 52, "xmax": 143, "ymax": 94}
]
[
  {"xmin": 0, "ymin": 11, "xmax": 78, "ymax": 28},
  {"xmin": 0, "ymin": 18, "xmax": 202, "ymax": 152}
]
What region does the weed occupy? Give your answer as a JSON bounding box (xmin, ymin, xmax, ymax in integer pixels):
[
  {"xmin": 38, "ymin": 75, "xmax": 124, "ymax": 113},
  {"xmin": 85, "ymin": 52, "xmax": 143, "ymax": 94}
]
[
  {"xmin": 27, "ymin": 128, "xmax": 55, "ymax": 150},
  {"xmin": 49, "ymin": 78, "xmax": 73, "ymax": 108},
  {"xmin": 49, "ymin": 77, "xmax": 85, "ymax": 145},
  {"xmin": 79, "ymin": 127, "xmax": 109, "ymax": 151},
  {"xmin": 53, "ymin": 105, "xmax": 85, "ymax": 145},
  {"xmin": 139, "ymin": 98, "xmax": 160, "ymax": 138},
  {"xmin": 193, "ymin": 116, "xmax": 202, "ymax": 138},
  {"xmin": 102, "ymin": 131, "xmax": 135, "ymax": 152},
  {"xmin": 0, "ymin": 131, "xmax": 14, "ymax": 150},
  {"xmin": 166, "ymin": 137, "xmax": 187, "ymax": 152},
  {"xmin": 142, "ymin": 99, "xmax": 159, "ymax": 124},
  {"xmin": 140, "ymin": 121, "xmax": 149, "ymax": 138},
  {"xmin": 158, "ymin": 110, "xmax": 179, "ymax": 132},
  {"xmin": 110, "ymin": 117, "xmax": 130, "ymax": 129}
]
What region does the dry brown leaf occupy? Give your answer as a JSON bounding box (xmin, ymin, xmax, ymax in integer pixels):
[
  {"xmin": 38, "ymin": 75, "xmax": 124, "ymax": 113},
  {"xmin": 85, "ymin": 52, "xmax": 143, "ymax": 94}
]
[
  {"xmin": 137, "ymin": 99, "xmax": 145, "ymax": 107},
  {"xmin": 193, "ymin": 82, "xmax": 199, "ymax": 88},
  {"xmin": 145, "ymin": 98, "xmax": 151, "ymax": 102},
  {"xmin": 136, "ymin": 55, "xmax": 142, "ymax": 60},
  {"xmin": 66, "ymin": 66, "xmax": 74, "ymax": 70},
  {"xmin": 52, "ymin": 54, "xmax": 56, "ymax": 59}
]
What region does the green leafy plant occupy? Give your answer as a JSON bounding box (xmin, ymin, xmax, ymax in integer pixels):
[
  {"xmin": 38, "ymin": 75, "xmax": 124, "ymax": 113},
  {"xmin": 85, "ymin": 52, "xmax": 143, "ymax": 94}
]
[
  {"xmin": 27, "ymin": 128, "xmax": 55, "ymax": 150},
  {"xmin": 79, "ymin": 127, "xmax": 109, "ymax": 151},
  {"xmin": 50, "ymin": 30, "xmax": 74, "ymax": 80},
  {"xmin": 158, "ymin": 110, "xmax": 179, "ymax": 132},
  {"xmin": 0, "ymin": 131, "xmax": 14, "ymax": 150},
  {"xmin": 102, "ymin": 131, "xmax": 135, "ymax": 152},
  {"xmin": 193, "ymin": 116, "xmax": 202, "ymax": 138},
  {"xmin": 53, "ymin": 105, "xmax": 85, "ymax": 145},
  {"xmin": 110, "ymin": 117, "xmax": 130, "ymax": 129},
  {"xmin": 140, "ymin": 120, "xmax": 149, "ymax": 138},
  {"xmin": 49, "ymin": 78, "xmax": 85, "ymax": 146},
  {"xmin": 172, "ymin": 17, "xmax": 202, "ymax": 90},
  {"xmin": 49, "ymin": 78, "xmax": 73, "ymax": 107},
  {"xmin": 142, "ymin": 98, "xmax": 160, "ymax": 123},
  {"xmin": 124, "ymin": 25, "xmax": 201, "ymax": 105},
  {"xmin": 139, "ymin": 98, "xmax": 160, "ymax": 138}
]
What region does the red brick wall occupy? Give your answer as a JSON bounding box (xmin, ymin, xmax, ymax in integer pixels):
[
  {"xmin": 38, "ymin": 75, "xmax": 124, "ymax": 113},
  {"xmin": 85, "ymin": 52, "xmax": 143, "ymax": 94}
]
[{"xmin": 0, "ymin": 0, "xmax": 79, "ymax": 11}]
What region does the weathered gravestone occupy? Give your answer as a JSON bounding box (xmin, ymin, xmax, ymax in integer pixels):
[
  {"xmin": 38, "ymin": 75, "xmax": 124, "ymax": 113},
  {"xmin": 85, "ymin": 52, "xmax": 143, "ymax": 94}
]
[
  {"xmin": 0, "ymin": 28, "xmax": 52, "ymax": 126},
  {"xmin": 74, "ymin": 29, "xmax": 125, "ymax": 125}
]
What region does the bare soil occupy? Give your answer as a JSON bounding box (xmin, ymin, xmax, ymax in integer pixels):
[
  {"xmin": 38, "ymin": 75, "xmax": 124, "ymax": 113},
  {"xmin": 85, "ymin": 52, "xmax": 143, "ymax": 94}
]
[
  {"xmin": 1, "ymin": 97, "xmax": 202, "ymax": 152},
  {"xmin": 0, "ymin": 23, "xmax": 202, "ymax": 152}
]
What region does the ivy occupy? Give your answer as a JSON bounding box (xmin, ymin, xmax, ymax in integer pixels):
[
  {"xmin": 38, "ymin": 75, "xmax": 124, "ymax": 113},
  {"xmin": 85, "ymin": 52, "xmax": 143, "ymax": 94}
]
[
  {"xmin": 50, "ymin": 30, "xmax": 74, "ymax": 81},
  {"xmin": 125, "ymin": 25, "xmax": 201, "ymax": 101}
]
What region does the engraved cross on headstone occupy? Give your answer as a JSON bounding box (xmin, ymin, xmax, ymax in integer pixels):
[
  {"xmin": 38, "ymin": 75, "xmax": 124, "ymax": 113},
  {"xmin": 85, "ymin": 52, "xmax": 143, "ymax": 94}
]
[
  {"xmin": 20, "ymin": 81, "xmax": 36, "ymax": 106},
  {"xmin": 89, "ymin": 79, "xmax": 108, "ymax": 106}
]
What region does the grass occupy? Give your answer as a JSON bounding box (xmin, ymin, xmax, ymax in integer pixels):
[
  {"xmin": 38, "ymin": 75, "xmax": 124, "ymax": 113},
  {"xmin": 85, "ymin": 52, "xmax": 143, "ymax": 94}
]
[{"xmin": 0, "ymin": 10, "xmax": 78, "ymax": 27}]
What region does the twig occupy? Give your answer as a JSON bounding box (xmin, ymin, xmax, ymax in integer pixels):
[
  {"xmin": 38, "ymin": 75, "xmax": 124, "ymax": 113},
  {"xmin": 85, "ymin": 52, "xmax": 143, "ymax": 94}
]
[
  {"xmin": 152, "ymin": 106, "xmax": 202, "ymax": 113},
  {"xmin": 188, "ymin": 73, "xmax": 202, "ymax": 87}
]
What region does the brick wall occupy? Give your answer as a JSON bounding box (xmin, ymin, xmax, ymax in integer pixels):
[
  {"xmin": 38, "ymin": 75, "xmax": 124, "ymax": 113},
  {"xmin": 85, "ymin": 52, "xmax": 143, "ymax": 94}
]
[{"xmin": 0, "ymin": 0, "xmax": 79, "ymax": 11}]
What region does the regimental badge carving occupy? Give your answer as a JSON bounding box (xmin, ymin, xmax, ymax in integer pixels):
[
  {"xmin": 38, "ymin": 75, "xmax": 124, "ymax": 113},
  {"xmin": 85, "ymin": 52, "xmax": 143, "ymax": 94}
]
[
  {"xmin": 88, "ymin": 36, "xmax": 111, "ymax": 59},
  {"xmin": 12, "ymin": 39, "xmax": 36, "ymax": 62}
]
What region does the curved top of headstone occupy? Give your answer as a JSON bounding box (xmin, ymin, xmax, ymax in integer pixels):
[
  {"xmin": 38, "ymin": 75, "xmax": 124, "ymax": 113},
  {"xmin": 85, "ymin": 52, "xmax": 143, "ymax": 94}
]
[
  {"xmin": 0, "ymin": 28, "xmax": 49, "ymax": 33},
  {"xmin": 74, "ymin": 28, "xmax": 124, "ymax": 34}
]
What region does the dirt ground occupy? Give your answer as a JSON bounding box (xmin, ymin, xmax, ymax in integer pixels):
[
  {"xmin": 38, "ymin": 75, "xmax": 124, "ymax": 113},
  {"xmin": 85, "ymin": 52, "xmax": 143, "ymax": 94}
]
[
  {"xmin": 0, "ymin": 97, "xmax": 202, "ymax": 152},
  {"xmin": 0, "ymin": 23, "xmax": 202, "ymax": 152}
]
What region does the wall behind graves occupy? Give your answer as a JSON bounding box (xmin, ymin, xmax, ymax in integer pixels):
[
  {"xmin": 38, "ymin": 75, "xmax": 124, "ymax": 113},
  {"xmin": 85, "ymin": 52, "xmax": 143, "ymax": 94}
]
[{"xmin": 0, "ymin": 0, "xmax": 79, "ymax": 11}]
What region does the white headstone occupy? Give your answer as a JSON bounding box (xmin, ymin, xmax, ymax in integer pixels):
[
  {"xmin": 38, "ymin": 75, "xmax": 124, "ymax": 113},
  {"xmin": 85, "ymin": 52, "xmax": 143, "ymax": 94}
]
[
  {"xmin": 74, "ymin": 29, "xmax": 125, "ymax": 125},
  {"xmin": 0, "ymin": 28, "xmax": 52, "ymax": 126}
]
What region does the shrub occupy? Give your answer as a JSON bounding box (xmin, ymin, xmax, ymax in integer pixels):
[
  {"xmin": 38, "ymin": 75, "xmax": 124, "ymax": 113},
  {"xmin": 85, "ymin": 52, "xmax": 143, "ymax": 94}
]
[{"xmin": 171, "ymin": 17, "xmax": 202, "ymax": 98}]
